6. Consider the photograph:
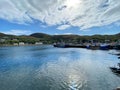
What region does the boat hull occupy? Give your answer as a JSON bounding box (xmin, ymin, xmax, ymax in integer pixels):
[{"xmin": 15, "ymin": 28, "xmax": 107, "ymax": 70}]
[
  {"xmin": 115, "ymin": 45, "xmax": 120, "ymax": 50},
  {"xmin": 53, "ymin": 44, "xmax": 66, "ymax": 48}
]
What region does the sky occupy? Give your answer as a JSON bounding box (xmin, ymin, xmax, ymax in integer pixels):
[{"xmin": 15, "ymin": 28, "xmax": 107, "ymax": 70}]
[{"xmin": 0, "ymin": 0, "xmax": 120, "ymax": 35}]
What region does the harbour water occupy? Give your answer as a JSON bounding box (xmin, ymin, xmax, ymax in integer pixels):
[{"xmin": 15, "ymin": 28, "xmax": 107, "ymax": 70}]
[{"xmin": 0, "ymin": 45, "xmax": 120, "ymax": 90}]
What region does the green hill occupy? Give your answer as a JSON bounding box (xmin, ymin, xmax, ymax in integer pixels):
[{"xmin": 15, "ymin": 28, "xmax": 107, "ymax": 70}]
[
  {"xmin": 30, "ymin": 33, "xmax": 120, "ymax": 43},
  {"xmin": 0, "ymin": 32, "xmax": 120, "ymax": 44}
]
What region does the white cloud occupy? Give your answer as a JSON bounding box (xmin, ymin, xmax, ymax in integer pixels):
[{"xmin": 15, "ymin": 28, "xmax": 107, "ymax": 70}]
[
  {"xmin": 115, "ymin": 21, "xmax": 120, "ymax": 26},
  {"xmin": 3, "ymin": 30, "xmax": 32, "ymax": 35},
  {"xmin": 0, "ymin": 0, "xmax": 120, "ymax": 30},
  {"xmin": 54, "ymin": 33, "xmax": 73, "ymax": 35},
  {"xmin": 57, "ymin": 25, "xmax": 70, "ymax": 30},
  {"xmin": 63, "ymin": 33, "xmax": 73, "ymax": 35}
]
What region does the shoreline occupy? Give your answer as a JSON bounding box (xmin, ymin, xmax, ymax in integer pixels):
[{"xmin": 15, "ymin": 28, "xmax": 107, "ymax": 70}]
[{"xmin": 0, "ymin": 44, "xmax": 51, "ymax": 47}]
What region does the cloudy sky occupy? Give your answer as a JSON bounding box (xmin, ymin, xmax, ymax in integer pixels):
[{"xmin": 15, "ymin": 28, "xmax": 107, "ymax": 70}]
[{"xmin": 0, "ymin": 0, "xmax": 120, "ymax": 35}]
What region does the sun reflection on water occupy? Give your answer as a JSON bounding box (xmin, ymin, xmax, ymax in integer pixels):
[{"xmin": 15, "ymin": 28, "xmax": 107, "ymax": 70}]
[{"xmin": 0, "ymin": 46, "xmax": 120, "ymax": 90}]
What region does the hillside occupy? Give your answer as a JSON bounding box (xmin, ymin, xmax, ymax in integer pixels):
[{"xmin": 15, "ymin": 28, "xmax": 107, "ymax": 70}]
[
  {"xmin": 0, "ymin": 32, "xmax": 120, "ymax": 44},
  {"xmin": 30, "ymin": 33, "xmax": 51, "ymax": 39},
  {"xmin": 30, "ymin": 33, "xmax": 120, "ymax": 43},
  {"xmin": 0, "ymin": 33, "xmax": 39, "ymax": 45}
]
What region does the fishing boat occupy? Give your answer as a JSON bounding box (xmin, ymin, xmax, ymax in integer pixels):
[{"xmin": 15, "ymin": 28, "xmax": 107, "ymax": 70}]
[
  {"xmin": 100, "ymin": 44, "xmax": 110, "ymax": 50},
  {"xmin": 53, "ymin": 43, "xmax": 87, "ymax": 48},
  {"xmin": 115, "ymin": 45, "xmax": 120, "ymax": 50},
  {"xmin": 86, "ymin": 45, "xmax": 99, "ymax": 50},
  {"xmin": 53, "ymin": 43, "xmax": 67, "ymax": 48},
  {"xmin": 114, "ymin": 40, "xmax": 120, "ymax": 50}
]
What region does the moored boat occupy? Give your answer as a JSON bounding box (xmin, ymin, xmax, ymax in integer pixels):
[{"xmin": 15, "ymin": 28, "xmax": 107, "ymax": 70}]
[
  {"xmin": 53, "ymin": 43, "xmax": 86, "ymax": 48},
  {"xmin": 53, "ymin": 43, "xmax": 67, "ymax": 48},
  {"xmin": 100, "ymin": 44, "xmax": 110, "ymax": 50},
  {"xmin": 86, "ymin": 45, "xmax": 99, "ymax": 50},
  {"xmin": 115, "ymin": 45, "xmax": 120, "ymax": 50}
]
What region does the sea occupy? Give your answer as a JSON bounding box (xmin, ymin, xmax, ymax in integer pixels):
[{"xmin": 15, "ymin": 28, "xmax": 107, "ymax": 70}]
[{"xmin": 0, "ymin": 45, "xmax": 120, "ymax": 90}]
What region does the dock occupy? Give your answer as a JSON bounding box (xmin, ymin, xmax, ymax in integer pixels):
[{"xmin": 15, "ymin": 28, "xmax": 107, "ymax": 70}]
[{"xmin": 53, "ymin": 43, "xmax": 118, "ymax": 50}]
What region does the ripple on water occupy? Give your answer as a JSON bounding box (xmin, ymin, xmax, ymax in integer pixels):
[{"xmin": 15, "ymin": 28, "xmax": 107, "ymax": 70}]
[
  {"xmin": 35, "ymin": 57, "xmax": 88, "ymax": 90},
  {"xmin": 0, "ymin": 46, "xmax": 120, "ymax": 90}
]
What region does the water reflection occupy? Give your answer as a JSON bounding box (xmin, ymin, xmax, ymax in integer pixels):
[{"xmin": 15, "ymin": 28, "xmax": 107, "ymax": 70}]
[
  {"xmin": 0, "ymin": 46, "xmax": 120, "ymax": 90},
  {"xmin": 36, "ymin": 57, "xmax": 87, "ymax": 90},
  {"xmin": 36, "ymin": 54, "xmax": 120, "ymax": 90}
]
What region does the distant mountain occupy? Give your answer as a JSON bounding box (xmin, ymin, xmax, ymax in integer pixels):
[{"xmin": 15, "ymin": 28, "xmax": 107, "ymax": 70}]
[
  {"xmin": 0, "ymin": 33, "xmax": 6, "ymax": 38},
  {"xmin": 115, "ymin": 33, "xmax": 120, "ymax": 36},
  {"xmin": 30, "ymin": 33, "xmax": 53, "ymax": 43},
  {"xmin": 30, "ymin": 32, "xmax": 120, "ymax": 43},
  {"xmin": 0, "ymin": 33, "xmax": 16, "ymax": 38},
  {"xmin": 30, "ymin": 33, "xmax": 51, "ymax": 38},
  {"xmin": 0, "ymin": 33, "xmax": 40, "ymax": 44}
]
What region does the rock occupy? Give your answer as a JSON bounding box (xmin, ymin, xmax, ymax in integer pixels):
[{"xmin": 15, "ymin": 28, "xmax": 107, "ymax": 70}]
[{"xmin": 116, "ymin": 87, "xmax": 120, "ymax": 90}]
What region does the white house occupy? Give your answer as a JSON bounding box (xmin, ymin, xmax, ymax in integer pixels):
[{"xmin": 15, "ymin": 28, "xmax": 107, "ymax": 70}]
[
  {"xmin": 35, "ymin": 42, "xmax": 43, "ymax": 45},
  {"xmin": 19, "ymin": 42, "xmax": 25, "ymax": 45}
]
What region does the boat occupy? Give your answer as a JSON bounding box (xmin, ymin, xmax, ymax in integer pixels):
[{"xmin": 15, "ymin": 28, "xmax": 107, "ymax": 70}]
[
  {"xmin": 100, "ymin": 44, "xmax": 110, "ymax": 50},
  {"xmin": 53, "ymin": 43, "xmax": 67, "ymax": 48},
  {"xmin": 86, "ymin": 45, "xmax": 99, "ymax": 50},
  {"xmin": 64, "ymin": 44, "xmax": 86, "ymax": 48},
  {"xmin": 53, "ymin": 43, "xmax": 86, "ymax": 48},
  {"xmin": 115, "ymin": 45, "xmax": 120, "ymax": 50},
  {"xmin": 86, "ymin": 43, "xmax": 112, "ymax": 50},
  {"xmin": 114, "ymin": 40, "xmax": 120, "ymax": 50}
]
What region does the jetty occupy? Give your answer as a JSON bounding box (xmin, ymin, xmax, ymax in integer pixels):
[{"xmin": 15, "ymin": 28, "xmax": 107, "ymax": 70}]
[{"xmin": 53, "ymin": 43, "xmax": 118, "ymax": 50}]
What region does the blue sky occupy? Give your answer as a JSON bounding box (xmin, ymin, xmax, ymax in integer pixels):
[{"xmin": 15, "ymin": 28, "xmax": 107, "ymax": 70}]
[{"xmin": 0, "ymin": 0, "xmax": 120, "ymax": 35}]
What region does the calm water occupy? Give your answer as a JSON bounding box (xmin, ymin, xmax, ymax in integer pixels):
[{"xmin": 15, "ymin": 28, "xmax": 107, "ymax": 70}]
[{"xmin": 0, "ymin": 45, "xmax": 120, "ymax": 90}]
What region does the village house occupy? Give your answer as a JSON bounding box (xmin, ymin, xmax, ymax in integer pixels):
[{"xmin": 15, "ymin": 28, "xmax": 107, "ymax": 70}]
[
  {"xmin": 35, "ymin": 42, "xmax": 43, "ymax": 45},
  {"xmin": 19, "ymin": 42, "xmax": 25, "ymax": 46}
]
